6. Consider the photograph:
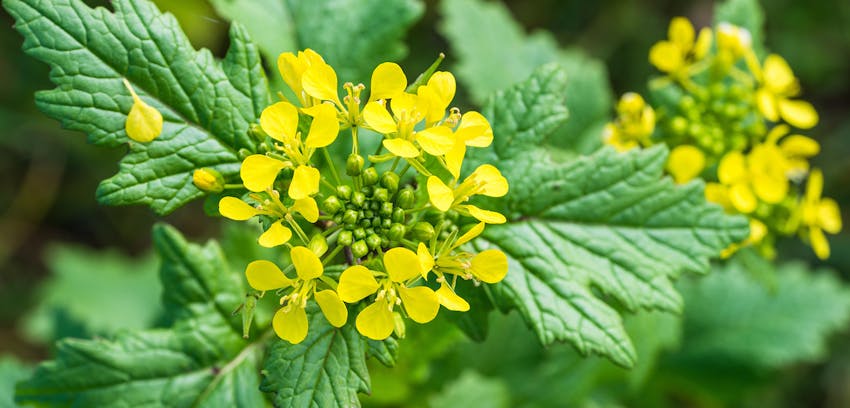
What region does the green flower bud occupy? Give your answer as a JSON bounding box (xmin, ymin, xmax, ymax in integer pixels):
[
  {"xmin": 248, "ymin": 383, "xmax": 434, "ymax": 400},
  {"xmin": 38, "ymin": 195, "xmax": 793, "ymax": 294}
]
[
  {"xmin": 322, "ymin": 196, "xmax": 343, "ymax": 215},
  {"xmin": 670, "ymin": 116, "xmax": 688, "ymax": 135},
  {"xmin": 364, "ymin": 210, "xmax": 374, "ymax": 219},
  {"xmin": 248, "ymin": 123, "xmax": 267, "ymax": 142},
  {"xmin": 380, "ymin": 172, "xmax": 399, "ymax": 192},
  {"xmin": 380, "ymin": 202, "xmax": 394, "ymax": 217},
  {"xmin": 192, "ymin": 168, "xmax": 225, "ymax": 193},
  {"xmin": 351, "ymin": 240, "xmax": 369, "ymax": 258},
  {"xmin": 360, "ymin": 186, "xmax": 373, "ymax": 197},
  {"xmin": 410, "ymin": 221, "xmax": 435, "ymax": 241},
  {"xmin": 373, "ymin": 187, "xmax": 389, "ymax": 203},
  {"xmin": 366, "ymin": 234, "xmax": 382, "ymax": 249},
  {"xmin": 388, "ymin": 223, "xmax": 406, "ymax": 241},
  {"xmin": 343, "ymin": 209, "xmax": 359, "ymax": 225},
  {"xmin": 338, "ymin": 230, "xmax": 353, "ymax": 246},
  {"xmin": 362, "ymin": 167, "xmax": 379, "ymax": 186},
  {"xmin": 360, "ymin": 218, "xmax": 372, "ymax": 228},
  {"xmin": 351, "ymin": 191, "xmax": 367, "ymax": 208},
  {"xmin": 392, "ymin": 207, "xmax": 405, "ymax": 223},
  {"xmin": 333, "ymin": 214, "xmax": 343, "ymax": 224},
  {"xmin": 381, "ymin": 218, "xmax": 392, "ymax": 229},
  {"xmin": 309, "ymin": 234, "xmax": 328, "ymax": 257},
  {"xmin": 346, "ymin": 154, "xmax": 365, "ymax": 176},
  {"xmin": 337, "ymin": 185, "xmax": 353, "ymax": 200},
  {"xmin": 396, "ymin": 187, "xmax": 415, "ymax": 209},
  {"xmin": 353, "ymin": 227, "xmax": 367, "ymax": 240}
]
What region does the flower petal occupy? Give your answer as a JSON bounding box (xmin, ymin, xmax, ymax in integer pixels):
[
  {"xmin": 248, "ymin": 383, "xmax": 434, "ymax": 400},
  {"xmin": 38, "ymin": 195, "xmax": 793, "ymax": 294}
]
[
  {"xmin": 241, "ymin": 155, "xmax": 287, "ymax": 192},
  {"xmin": 470, "ymin": 249, "xmax": 508, "ymax": 284},
  {"xmin": 729, "ymin": 183, "xmax": 758, "ymax": 213},
  {"xmin": 338, "ymin": 265, "xmax": 380, "ymax": 303},
  {"xmin": 427, "ymin": 176, "xmax": 454, "ymax": 211},
  {"xmin": 383, "ymin": 138, "xmax": 420, "ymax": 158},
  {"xmin": 779, "ymin": 99, "xmax": 819, "ymax": 129},
  {"xmin": 455, "ymin": 222, "xmax": 486, "ymax": 248},
  {"xmin": 462, "ymin": 205, "xmax": 506, "ymax": 224},
  {"xmin": 363, "ymin": 102, "xmax": 398, "ymax": 134},
  {"xmin": 717, "ymin": 151, "xmax": 747, "ymax": 185},
  {"xmin": 384, "ymin": 247, "xmax": 422, "ymax": 283},
  {"xmin": 752, "ymin": 174, "xmax": 788, "ymax": 204},
  {"xmin": 277, "ymin": 52, "xmax": 306, "ymax": 96},
  {"xmin": 668, "ymin": 17, "xmax": 695, "ymax": 51},
  {"xmin": 779, "ymin": 134, "xmax": 820, "ymax": 158},
  {"xmin": 315, "ymin": 290, "xmax": 347, "ymax": 328},
  {"xmin": 273, "ymin": 305, "xmax": 309, "ymax": 344},
  {"xmin": 302, "ymin": 63, "xmax": 340, "ymax": 104},
  {"xmin": 219, "ymin": 197, "xmax": 260, "ymax": 221},
  {"xmin": 445, "ymin": 141, "xmax": 466, "ymax": 180},
  {"xmin": 398, "ymin": 286, "xmax": 440, "ymax": 323},
  {"xmin": 288, "ymin": 165, "xmax": 320, "ymax": 200},
  {"xmin": 258, "ymin": 221, "xmax": 293, "ymax": 248},
  {"xmin": 649, "ymin": 41, "xmax": 683, "ymax": 73},
  {"xmin": 356, "ymin": 299, "xmax": 394, "ymax": 340},
  {"xmin": 763, "ymin": 54, "xmax": 796, "ymax": 93},
  {"xmin": 291, "ymin": 197, "xmax": 319, "ymax": 223},
  {"xmin": 260, "ymin": 102, "xmax": 299, "ymax": 143},
  {"xmin": 369, "ymin": 62, "xmax": 407, "ymax": 102},
  {"xmin": 246, "ymin": 260, "xmax": 293, "ymax": 291},
  {"xmin": 455, "ymin": 111, "xmax": 493, "ymax": 147},
  {"xmin": 810, "ymin": 227, "xmax": 830, "ymax": 260},
  {"xmin": 417, "ymin": 243, "xmax": 435, "ymax": 279},
  {"xmin": 819, "ymin": 198, "xmax": 842, "ymax": 234},
  {"xmin": 666, "ymin": 145, "xmax": 706, "ymax": 184},
  {"xmin": 756, "ymin": 89, "xmax": 779, "ymax": 122},
  {"xmin": 436, "ymin": 283, "xmax": 470, "ymax": 312},
  {"xmin": 304, "ymin": 104, "xmax": 340, "ymax": 148},
  {"xmin": 470, "ymin": 164, "xmax": 509, "ymax": 197},
  {"xmin": 291, "ymin": 246, "xmax": 323, "ymax": 280},
  {"xmin": 415, "ymin": 126, "xmax": 455, "ymax": 156}
]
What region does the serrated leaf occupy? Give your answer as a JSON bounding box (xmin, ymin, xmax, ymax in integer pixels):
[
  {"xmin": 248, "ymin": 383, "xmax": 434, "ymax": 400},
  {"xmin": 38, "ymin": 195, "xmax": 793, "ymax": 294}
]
[
  {"xmin": 19, "ymin": 244, "xmax": 161, "ymax": 343},
  {"xmin": 673, "ymin": 260, "xmax": 850, "ymax": 369},
  {"xmin": 261, "ymin": 308, "xmax": 370, "ymax": 408},
  {"xmin": 367, "ymin": 337, "xmax": 399, "ymax": 368},
  {"xmin": 3, "ymin": 0, "xmax": 270, "ymax": 214},
  {"xmin": 472, "ymin": 66, "xmax": 749, "ymax": 367},
  {"xmin": 439, "ymin": 0, "xmax": 611, "ymax": 153},
  {"xmin": 14, "ymin": 225, "xmax": 267, "ymax": 407},
  {"xmin": 208, "ymin": 0, "xmax": 297, "ymax": 60}
]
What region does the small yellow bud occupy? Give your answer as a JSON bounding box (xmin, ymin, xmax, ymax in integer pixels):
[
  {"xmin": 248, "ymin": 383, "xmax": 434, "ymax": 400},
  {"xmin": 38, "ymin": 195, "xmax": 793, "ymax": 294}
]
[
  {"xmin": 122, "ymin": 78, "xmax": 163, "ymax": 143},
  {"xmin": 193, "ymin": 168, "xmax": 225, "ymax": 193}
]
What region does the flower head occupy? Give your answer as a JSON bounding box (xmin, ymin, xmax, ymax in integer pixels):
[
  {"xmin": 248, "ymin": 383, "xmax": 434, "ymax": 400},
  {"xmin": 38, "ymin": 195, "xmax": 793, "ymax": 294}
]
[
  {"xmin": 649, "ymin": 17, "xmax": 712, "ymax": 78},
  {"xmin": 756, "ymin": 54, "xmax": 819, "ymax": 129},
  {"xmin": 797, "ymin": 169, "xmax": 842, "ymax": 259},
  {"xmin": 427, "ymin": 164, "xmax": 509, "ymax": 224}
]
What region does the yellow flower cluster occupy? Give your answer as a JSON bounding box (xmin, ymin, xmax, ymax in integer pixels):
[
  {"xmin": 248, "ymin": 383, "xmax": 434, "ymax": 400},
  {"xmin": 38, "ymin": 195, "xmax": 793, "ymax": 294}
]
[
  {"xmin": 206, "ymin": 49, "xmax": 509, "ymax": 343},
  {"xmin": 602, "ymin": 17, "xmax": 842, "ymax": 260}
]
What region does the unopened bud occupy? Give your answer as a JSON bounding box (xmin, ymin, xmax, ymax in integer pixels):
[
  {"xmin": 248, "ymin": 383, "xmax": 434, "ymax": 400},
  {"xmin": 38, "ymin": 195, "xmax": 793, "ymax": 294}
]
[
  {"xmin": 380, "ymin": 172, "xmax": 399, "ymax": 192},
  {"xmin": 322, "ymin": 196, "xmax": 343, "ymax": 215},
  {"xmin": 338, "ymin": 230, "xmax": 354, "ymax": 246},
  {"xmin": 362, "ymin": 167, "xmax": 379, "ymax": 186},
  {"xmin": 248, "ymin": 123, "xmax": 267, "ymax": 141},
  {"xmin": 351, "ymin": 240, "xmax": 369, "ymax": 258},
  {"xmin": 343, "ymin": 209, "xmax": 359, "ymax": 226},
  {"xmin": 373, "ymin": 187, "xmax": 389, "ymax": 203},
  {"xmin": 351, "ymin": 191, "xmax": 367, "ymax": 208},
  {"xmin": 337, "ymin": 185, "xmax": 353, "ymax": 200},
  {"xmin": 396, "ymin": 187, "xmax": 415, "ymax": 209},
  {"xmin": 346, "ymin": 154, "xmax": 365, "ymax": 176},
  {"xmin": 308, "ymin": 234, "xmax": 328, "ymax": 257},
  {"xmin": 366, "ymin": 234, "xmax": 382, "ymax": 249},
  {"xmin": 411, "ymin": 221, "xmax": 436, "ymax": 241},
  {"xmin": 193, "ymin": 168, "xmax": 225, "ymax": 193},
  {"xmin": 388, "ymin": 223, "xmax": 406, "ymax": 241}
]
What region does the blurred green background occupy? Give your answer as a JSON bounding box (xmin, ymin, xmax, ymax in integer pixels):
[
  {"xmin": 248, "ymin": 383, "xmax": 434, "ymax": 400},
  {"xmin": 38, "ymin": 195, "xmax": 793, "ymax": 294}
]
[{"xmin": 1, "ymin": 0, "xmax": 848, "ymax": 406}]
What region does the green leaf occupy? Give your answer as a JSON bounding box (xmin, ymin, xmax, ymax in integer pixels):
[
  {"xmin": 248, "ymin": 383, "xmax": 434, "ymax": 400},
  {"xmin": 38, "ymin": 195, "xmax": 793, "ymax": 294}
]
[
  {"xmin": 439, "ymin": 0, "xmax": 612, "ymax": 152},
  {"xmin": 208, "ymin": 0, "xmax": 297, "ymax": 60},
  {"xmin": 20, "ymin": 244, "xmax": 161, "ymax": 343},
  {"xmin": 211, "ymin": 0, "xmax": 424, "ymax": 84},
  {"xmin": 428, "ymin": 371, "xmax": 510, "ymax": 408},
  {"xmin": 673, "ymin": 260, "xmax": 850, "ymax": 370},
  {"xmin": 367, "ymin": 337, "xmax": 399, "ymax": 368},
  {"xmin": 472, "ymin": 66, "xmax": 749, "ymax": 367},
  {"xmin": 261, "ymin": 308, "xmax": 370, "ymax": 408},
  {"xmin": 14, "ymin": 225, "xmax": 268, "ymax": 407},
  {"xmin": 3, "ymin": 0, "xmax": 270, "ymax": 214},
  {"xmin": 714, "ymin": 0, "xmax": 766, "ymax": 56},
  {"xmin": 0, "ymin": 356, "xmax": 32, "ymax": 408}
]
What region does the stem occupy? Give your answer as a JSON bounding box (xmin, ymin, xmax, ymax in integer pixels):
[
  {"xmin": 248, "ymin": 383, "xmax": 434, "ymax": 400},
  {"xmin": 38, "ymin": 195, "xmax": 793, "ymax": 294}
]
[
  {"xmin": 390, "ymin": 157, "xmax": 400, "ymax": 172},
  {"xmin": 322, "ymin": 245, "xmax": 344, "ymax": 266},
  {"xmin": 322, "ymin": 147, "xmax": 342, "ymax": 186},
  {"xmin": 398, "ymin": 162, "xmax": 411, "ymax": 179},
  {"xmin": 351, "ymin": 127, "xmax": 360, "ymax": 155},
  {"xmin": 191, "ymin": 330, "xmax": 274, "ymax": 407},
  {"xmin": 285, "ymin": 214, "xmax": 310, "ymax": 244},
  {"xmin": 407, "ymin": 53, "xmax": 446, "ymax": 93}
]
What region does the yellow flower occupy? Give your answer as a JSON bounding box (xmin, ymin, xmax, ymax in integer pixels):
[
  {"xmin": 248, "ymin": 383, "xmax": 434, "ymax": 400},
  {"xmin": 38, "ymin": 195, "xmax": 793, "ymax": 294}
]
[
  {"xmin": 666, "ymin": 145, "xmax": 706, "ymax": 184},
  {"xmin": 218, "ymin": 194, "xmax": 318, "ymax": 248},
  {"xmin": 244, "ymin": 247, "xmax": 347, "ymax": 344},
  {"xmin": 649, "ymin": 17, "xmax": 712, "ymax": 78},
  {"xmin": 427, "ymin": 164, "xmax": 508, "ymax": 224},
  {"xmin": 715, "ymin": 22, "xmax": 753, "ymax": 59},
  {"xmin": 277, "ymin": 49, "xmax": 327, "ymax": 107},
  {"xmin": 713, "ymin": 146, "xmax": 789, "ymax": 213},
  {"xmin": 444, "ymin": 111, "xmax": 493, "ymax": 179},
  {"xmin": 416, "ymin": 71, "xmax": 457, "ymax": 126},
  {"xmin": 798, "ymin": 169, "xmax": 842, "ymax": 259},
  {"xmin": 417, "ymin": 222, "xmax": 509, "ymax": 285},
  {"xmin": 363, "ymin": 92, "xmax": 454, "ymax": 158},
  {"xmin": 764, "ymin": 124, "xmax": 820, "ymax": 178},
  {"xmin": 337, "ymin": 248, "xmax": 440, "ymax": 340},
  {"xmin": 604, "ymin": 93, "xmax": 655, "ymax": 152},
  {"xmin": 239, "ymin": 101, "xmax": 338, "ymax": 198},
  {"xmin": 756, "ymin": 54, "xmax": 819, "ymax": 129}
]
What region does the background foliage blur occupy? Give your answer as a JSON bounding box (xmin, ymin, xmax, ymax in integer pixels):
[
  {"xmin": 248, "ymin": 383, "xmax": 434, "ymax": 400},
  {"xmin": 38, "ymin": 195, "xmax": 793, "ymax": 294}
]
[{"xmin": 1, "ymin": 0, "xmax": 848, "ymax": 406}]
